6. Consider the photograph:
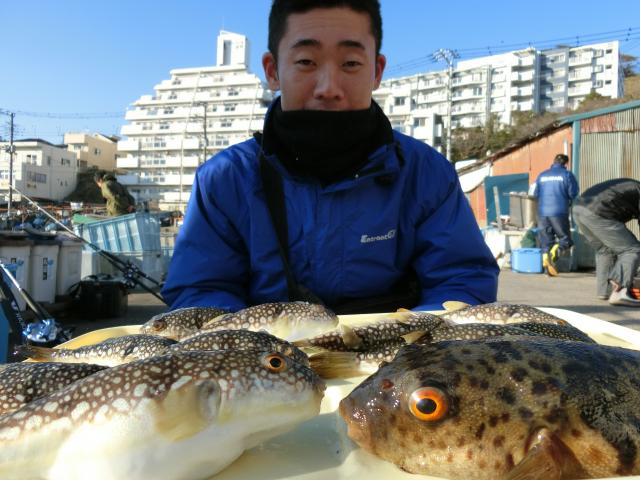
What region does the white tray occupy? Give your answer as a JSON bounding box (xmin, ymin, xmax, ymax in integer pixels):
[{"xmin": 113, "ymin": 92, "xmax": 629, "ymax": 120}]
[{"xmin": 51, "ymin": 309, "xmax": 640, "ymax": 480}]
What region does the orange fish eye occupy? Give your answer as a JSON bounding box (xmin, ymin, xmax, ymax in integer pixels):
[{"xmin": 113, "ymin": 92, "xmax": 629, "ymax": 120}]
[
  {"xmin": 409, "ymin": 387, "xmax": 448, "ymax": 421},
  {"xmin": 264, "ymin": 353, "xmax": 288, "ymax": 372},
  {"xmin": 152, "ymin": 319, "xmax": 166, "ymax": 331}
]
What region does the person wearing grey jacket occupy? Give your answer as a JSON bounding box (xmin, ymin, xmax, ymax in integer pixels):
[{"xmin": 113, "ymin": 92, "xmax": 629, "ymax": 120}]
[{"xmin": 572, "ymin": 178, "xmax": 640, "ymax": 306}]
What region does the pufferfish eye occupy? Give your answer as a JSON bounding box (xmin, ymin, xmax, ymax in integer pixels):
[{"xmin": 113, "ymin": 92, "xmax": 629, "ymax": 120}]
[
  {"xmin": 263, "ymin": 353, "xmax": 288, "ymax": 373},
  {"xmin": 409, "ymin": 387, "xmax": 448, "ymax": 421},
  {"xmin": 151, "ymin": 319, "xmax": 167, "ymax": 332}
]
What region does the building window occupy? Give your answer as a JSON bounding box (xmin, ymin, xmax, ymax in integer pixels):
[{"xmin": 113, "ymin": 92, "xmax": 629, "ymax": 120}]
[
  {"xmin": 413, "ymin": 118, "xmax": 425, "ymax": 127},
  {"xmin": 605, "ymin": 65, "xmax": 612, "ymax": 69},
  {"xmin": 224, "ymin": 104, "xmax": 237, "ymax": 112},
  {"xmin": 26, "ymin": 171, "xmax": 46, "ymax": 183},
  {"xmin": 394, "ymin": 97, "xmax": 406, "ymax": 106},
  {"xmin": 472, "ymin": 87, "xmax": 483, "ymax": 96},
  {"xmin": 47, "ymin": 156, "xmax": 51, "ymax": 165},
  {"xmin": 94, "ymin": 148, "xmax": 101, "ymax": 155},
  {"xmin": 605, "ymin": 49, "xmax": 613, "ymax": 54},
  {"xmin": 163, "ymin": 108, "xmax": 174, "ymax": 114},
  {"xmin": 605, "ymin": 80, "xmax": 612, "ymax": 85}
]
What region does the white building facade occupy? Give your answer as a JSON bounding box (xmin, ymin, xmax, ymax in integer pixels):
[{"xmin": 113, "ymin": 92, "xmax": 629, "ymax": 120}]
[
  {"xmin": 0, "ymin": 140, "xmax": 78, "ymax": 202},
  {"xmin": 376, "ymin": 41, "xmax": 623, "ymax": 131},
  {"xmin": 117, "ymin": 31, "xmax": 272, "ymax": 211}
]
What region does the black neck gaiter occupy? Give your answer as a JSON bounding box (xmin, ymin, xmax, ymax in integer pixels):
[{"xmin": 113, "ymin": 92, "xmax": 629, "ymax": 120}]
[{"xmin": 264, "ymin": 98, "xmax": 393, "ymax": 184}]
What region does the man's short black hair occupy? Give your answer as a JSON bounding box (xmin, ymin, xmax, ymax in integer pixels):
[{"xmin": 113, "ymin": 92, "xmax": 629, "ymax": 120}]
[
  {"xmin": 553, "ymin": 154, "xmax": 569, "ymax": 165},
  {"xmin": 93, "ymin": 171, "xmax": 104, "ymax": 182},
  {"xmin": 268, "ymin": 0, "xmax": 382, "ymax": 60}
]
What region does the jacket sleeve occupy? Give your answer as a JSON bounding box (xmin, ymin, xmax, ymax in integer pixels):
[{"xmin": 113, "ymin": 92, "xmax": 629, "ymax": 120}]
[
  {"xmin": 567, "ymin": 172, "xmax": 579, "ymax": 200},
  {"xmin": 161, "ymin": 163, "xmax": 249, "ymax": 311},
  {"xmin": 411, "ymin": 159, "xmax": 499, "ymax": 312}
]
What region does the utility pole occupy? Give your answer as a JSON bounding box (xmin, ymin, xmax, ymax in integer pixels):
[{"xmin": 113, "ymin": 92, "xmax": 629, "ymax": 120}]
[
  {"xmin": 432, "ymin": 48, "xmax": 459, "ymax": 161},
  {"xmin": 7, "ymin": 113, "xmax": 15, "ymax": 216}
]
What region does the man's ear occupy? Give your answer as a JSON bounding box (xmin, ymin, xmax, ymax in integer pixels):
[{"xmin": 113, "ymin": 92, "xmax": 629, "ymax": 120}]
[
  {"xmin": 262, "ymin": 52, "xmax": 280, "ymax": 92},
  {"xmin": 373, "ymin": 53, "xmax": 386, "ymax": 90}
]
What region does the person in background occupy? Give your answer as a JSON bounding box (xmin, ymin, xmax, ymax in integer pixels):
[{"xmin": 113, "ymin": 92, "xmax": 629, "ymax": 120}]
[
  {"xmin": 572, "ymin": 178, "xmax": 640, "ymax": 306},
  {"xmin": 94, "ymin": 171, "xmax": 136, "ymax": 217},
  {"xmin": 162, "ymin": 0, "xmax": 499, "ymax": 313},
  {"xmin": 531, "ymin": 153, "xmax": 578, "ymax": 276}
]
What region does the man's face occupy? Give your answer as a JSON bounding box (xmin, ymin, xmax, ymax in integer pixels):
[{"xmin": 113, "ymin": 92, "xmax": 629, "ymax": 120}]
[{"xmin": 262, "ymin": 7, "xmax": 386, "ymax": 111}]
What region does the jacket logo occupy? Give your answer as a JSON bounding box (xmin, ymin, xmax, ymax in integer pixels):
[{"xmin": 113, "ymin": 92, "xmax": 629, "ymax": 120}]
[{"xmin": 361, "ymin": 229, "xmax": 396, "ymax": 243}]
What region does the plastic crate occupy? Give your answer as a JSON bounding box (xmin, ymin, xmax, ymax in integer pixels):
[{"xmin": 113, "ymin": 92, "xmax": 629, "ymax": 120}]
[
  {"xmin": 511, "ymin": 248, "xmax": 543, "ymax": 274},
  {"xmin": 73, "ymin": 213, "xmax": 161, "ymax": 253}
]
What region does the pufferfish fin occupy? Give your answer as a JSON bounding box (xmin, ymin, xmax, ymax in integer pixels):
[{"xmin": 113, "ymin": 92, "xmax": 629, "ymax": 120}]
[
  {"xmin": 151, "ymin": 379, "xmax": 222, "ymax": 442},
  {"xmin": 401, "ymin": 331, "xmax": 426, "ymax": 344},
  {"xmin": 309, "ymin": 352, "xmax": 363, "ymax": 379},
  {"xmin": 338, "ymin": 324, "xmax": 363, "ymax": 349},
  {"xmin": 15, "ymin": 344, "xmax": 57, "ymax": 362},
  {"xmin": 505, "ymin": 428, "xmax": 586, "ymax": 480},
  {"xmin": 441, "ymin": 301, "xmax": 471, "ymax": 312}
]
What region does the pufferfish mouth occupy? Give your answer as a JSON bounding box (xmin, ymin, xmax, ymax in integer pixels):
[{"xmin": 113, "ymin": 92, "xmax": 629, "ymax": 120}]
[{"xmin": 339, "ymin": 397, "xmax": 374, "ymax": 449}]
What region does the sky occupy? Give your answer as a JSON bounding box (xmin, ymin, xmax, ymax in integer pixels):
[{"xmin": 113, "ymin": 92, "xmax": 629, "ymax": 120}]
[{"xmin": 1, "ymin": 0, "xmax": 639, "ymax": 144}]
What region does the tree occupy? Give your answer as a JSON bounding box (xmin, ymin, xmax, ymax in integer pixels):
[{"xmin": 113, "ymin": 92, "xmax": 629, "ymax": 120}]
[{"xmin": 621, "ymin": 53, "xmax": 638, "ymax": 77}]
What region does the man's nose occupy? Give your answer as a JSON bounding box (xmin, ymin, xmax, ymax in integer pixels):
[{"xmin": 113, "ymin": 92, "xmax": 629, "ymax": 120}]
[{"xmin": 313, "ymin": 65, "xmax": 344, "ymax": 102}]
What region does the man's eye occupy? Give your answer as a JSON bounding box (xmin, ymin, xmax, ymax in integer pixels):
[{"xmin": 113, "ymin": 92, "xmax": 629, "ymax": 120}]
[
  {"xmin": 295, "ymin": 59, "xmax": 314, "ymax": 66},
  {"xmin": 343, "ymin": 61, "xmax": 362, "ymax": 68}
]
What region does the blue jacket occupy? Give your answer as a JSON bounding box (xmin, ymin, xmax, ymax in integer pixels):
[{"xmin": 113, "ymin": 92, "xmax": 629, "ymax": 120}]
[
  {"xmin": 533, "ymin": 164, "xmax": 579, "ymax": 217},
  {"xmin": 162, "ymin": 131, "xmax": 499, "ymax": 312}
]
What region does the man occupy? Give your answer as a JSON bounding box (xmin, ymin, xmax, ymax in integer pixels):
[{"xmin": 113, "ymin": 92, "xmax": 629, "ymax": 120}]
[
  {"xmin": 572, "ymin": 178, "xmax": 640, "ymax": 306},
  {"xmin": 94, "ymin": 171, "xmax": 136, "ymax": 216},
  {"xmin": 531, "ymin": 153, "xmax": 578, "ymax": 276},
  {"xmin": 162, "ymin": 0, "xmax": 499, "ymax": 312}
]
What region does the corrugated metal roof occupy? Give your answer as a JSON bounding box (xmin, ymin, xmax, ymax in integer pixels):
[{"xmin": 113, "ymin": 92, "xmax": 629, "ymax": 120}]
[{"xmin": 559, "ymin": 99, "xmax": 640, "ymax": 125}]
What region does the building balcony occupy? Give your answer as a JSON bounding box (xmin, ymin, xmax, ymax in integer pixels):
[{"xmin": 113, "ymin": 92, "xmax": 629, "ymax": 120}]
[
  {"xmin": 510, "ymin": 86, "xmax": 534, "ymax": 97},
  {"xmin": 514, "ymin": 56, "xmax": 535, "ymax": 68},
  {"xmin": 568, "ymin": 53, "xmax": 593, "ymax": 67},
  {"xmin": 125, "ymin": 109, "xmax": 157, "ymax": 121},
  {"xmin": 568, "ymin": 84, "xmax": 593, "ymax": 96},
  {"xmin": 452, "ymin": 75, "xmax": 485, "ymax": 87},
  {"xmin": 511, "ymin": 71, "xmax": 534, "ymax": 82},
  {"xmin": 117, "ymin": 156, "xmax": 139, "ymax": 169},
  {"xmin": 510, "ymin": 100, "xmax": 535, "ymax": 111},
  {"xmin": 569, "ymin": 69, "xmax": 592, "ymax": 81},
  {"xmin": 417, "ymin": 79, "xmax": 446, "ymax": 90},
  {"xmin": 118, "ymin": 139, "xmax": 140, "ymax": 152},
  {"xmin": 162, "ymin": 190, "xmax": 192, "ymax": 204}
]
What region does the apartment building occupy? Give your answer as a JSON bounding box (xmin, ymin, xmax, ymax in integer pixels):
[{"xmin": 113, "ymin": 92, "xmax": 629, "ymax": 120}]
[
  {"xmin": 376, "ymin": 41, "xmax": 622, "ymax": 130},
  {"xmin": 64, "ymin": 133, "xmax": 119, "ymax": 171},
  {"xmin": 117, "ymin": 31, "xmax": 273, "ymax": 211},
  {"xmin": 0, "ymin": 139, "xmax": 78, "ymax": 201},
  {"xmin": 118, "ymin": 34, "xmax": 622, "ymax": 210}
]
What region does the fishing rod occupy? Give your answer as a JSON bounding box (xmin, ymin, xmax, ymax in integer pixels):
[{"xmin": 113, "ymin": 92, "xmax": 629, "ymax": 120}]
[
  {"xmin": 0, "ymin": 262, "xmax": 72, "ymax": 350},
  {"xmin": 11, "ymin": 187, "xmax": 166, "ymax": 303},
  {"xmin": 0, "ymin": 262, "xmax": 53, "ymax": 324}
]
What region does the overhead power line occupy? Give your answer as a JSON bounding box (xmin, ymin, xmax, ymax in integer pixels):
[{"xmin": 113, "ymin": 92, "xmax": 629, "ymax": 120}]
[
  {"xmin": 387, "ymin": 26, "xmax": 640, "ymax": 75},
  {"xmin": 0, "ymin": 108, "xmax": 124, "ymax": 119}
]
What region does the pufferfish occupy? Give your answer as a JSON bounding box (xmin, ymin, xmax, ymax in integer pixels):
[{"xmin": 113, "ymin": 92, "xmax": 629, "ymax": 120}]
[
  {"xmin": 0, "ymin": 349, "xmax": 325, "ymax": 480},
  {"xmin": 340, "ymin": 338, "xmax": 640, "ymax": 479}
]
